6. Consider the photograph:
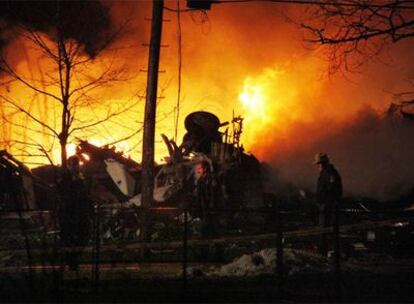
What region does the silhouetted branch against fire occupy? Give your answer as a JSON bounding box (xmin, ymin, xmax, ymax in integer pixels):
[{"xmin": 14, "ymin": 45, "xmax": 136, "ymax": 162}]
[
  {"xmin": 68, "ymin": 99, "xmax": 142, "ymax": 136},
  {"xmin": 0, "ymin": 94, "xmax": 60, "ymax": 165},
  {"xmin": 2, "ymin": 139, "xmax": 55, "ymax": 166},
  {"xmin": 298, "ymin": 0, "xmax": 414, "ymax": 73},
  {"xmin": 104, "ymin": 127, "xmax": 144, "ymax": 147},
  {"xmin": 0, "ymin": 113, "xmax": 56, "ymax": 139},
  {"xmin": 0, "ymin": 56, "xmax": 63, "ymax": 103},
  {"xmin": 0, "ymin": 95, "xmax": 59, "ymax": 137}
]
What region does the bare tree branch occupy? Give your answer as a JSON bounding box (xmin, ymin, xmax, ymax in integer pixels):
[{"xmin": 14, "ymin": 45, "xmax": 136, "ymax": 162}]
[
  {"xmin": 0, "ymin": 95, "xmax": 59, "ymax": 137},
  {"xmin": 5, "ymin": 139, "xmax": 55, "ymax": 166},
  {"xmin": 68, "ymin": 99, "xmax": 141, "ymax": 135},
  {"xmin": 299, "ymin": 0, "xmax": 414, "ymax": 72},
  {"xmin": 102, "ymin": 127, "xmax": 143, "ymax": 147},
  {"xmin": 17, "ymin": 28, "xmax": 60, "ymax": 62},
  {"xmin": 1, "ymin": 114, "xmax": 56, "ymax": 138},
  {"xmin": 0, "ymin": 58, "xmax": 63, "ymax": 103}
]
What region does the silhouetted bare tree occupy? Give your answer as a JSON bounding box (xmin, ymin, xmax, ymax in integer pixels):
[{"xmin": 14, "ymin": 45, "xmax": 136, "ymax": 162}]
[
  {"xmin": 0, "ymin": 1, "xmax": 137, "ymax": 167},
  {"xmin": 300, "ymin": 0, "xmax": 414, "ymax": 72}
]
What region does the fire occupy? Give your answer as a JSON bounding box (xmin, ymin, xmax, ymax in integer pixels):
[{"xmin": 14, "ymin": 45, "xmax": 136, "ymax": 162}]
[
  {"xmin": 0, "ymin": 2, "xmax": 368, "ymax": 168},
  {"xmin": 237, "ymin": 63, "xmax": 327, "ymax": 157},
  {"xmin": 66, "ymin": 143, "xmax": 77, "ymax": 158},
  {"xmin": 238, "ymin": 68, "xmax": 285, "ymax": 150},
  {"xmin": 239, "ymin": 84, "xmax": 266, "ymax": 119},
  {"xmin": 63, "ymin": 139, "xmax": 132, "ymax": 162}
]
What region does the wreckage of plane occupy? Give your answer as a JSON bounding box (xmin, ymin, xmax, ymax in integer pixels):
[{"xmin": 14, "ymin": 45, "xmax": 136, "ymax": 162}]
[
  {"xmin": 71, "ymin": 111, "xmax": 266, "ymax": 239},
  {"xmin": 73, "ymin": 111, "xmax": 264, "ymax": 211}
]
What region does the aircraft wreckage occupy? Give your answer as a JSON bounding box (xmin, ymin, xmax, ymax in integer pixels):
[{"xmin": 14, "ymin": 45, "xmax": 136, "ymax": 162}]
[
  {"xmin": 73, "ymin": 111, "xmax": 266, "ymax": 240},
  {"xmin": 76, "ymin": 111, "xmax": 263, "ymax": 210}
]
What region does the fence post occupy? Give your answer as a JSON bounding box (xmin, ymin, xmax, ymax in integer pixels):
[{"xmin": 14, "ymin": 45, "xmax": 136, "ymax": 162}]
[
  {"xmin": 276, "ymin": 207, "xmax": 284, "ymax": 293},
  {"xmin": 182, "ymin": 209, "xmax": 188, "ymax": 296},
  {"xmin": 333, "ymin": 203, "xmax": 342, "ymax": 300},
  {"xmin": 12, "ymin": 175, "xmax": 35, "ymax": 297},
  {"xmin": 52, "ymin": 205, "xmax": 62, "ymax": 300},
  {"xmin": 93, "ymin": 202, "xmax": 101, "ymax": 294}
]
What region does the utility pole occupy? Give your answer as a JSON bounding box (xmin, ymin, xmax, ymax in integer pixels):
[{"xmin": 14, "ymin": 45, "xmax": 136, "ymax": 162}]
[{"xmin": 141, "ymin": 0, "xmax": 164, "ymax": 235}]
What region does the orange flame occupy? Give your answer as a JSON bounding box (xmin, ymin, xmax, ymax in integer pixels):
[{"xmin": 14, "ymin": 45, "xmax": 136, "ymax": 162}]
[
  {"xmin": 0, "ymin": 2, "xmax": 399, "ymax": 168},
  {"xmin": 237, "ymin": 60, "xmax": 328, "ymax": 158}
]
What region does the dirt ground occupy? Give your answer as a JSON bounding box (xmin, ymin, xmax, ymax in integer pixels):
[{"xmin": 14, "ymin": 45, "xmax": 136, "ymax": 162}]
[{"xmin": 0, "ymin": 258, "xmax": 413, "ymax": 303}]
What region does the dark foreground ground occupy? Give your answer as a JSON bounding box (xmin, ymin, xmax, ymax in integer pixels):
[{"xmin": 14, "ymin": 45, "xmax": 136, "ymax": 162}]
[{"xmin": 0, "ymin": 261, "xmax": 413, "ymax": 303}]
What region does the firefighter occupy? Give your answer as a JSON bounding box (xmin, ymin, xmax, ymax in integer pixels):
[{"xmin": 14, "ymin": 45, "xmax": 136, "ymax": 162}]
[
  {"xmin": 194, "ymin": 160, "xmax": 221, "ymax": 237},
  {"xmin": 314, "ymin": 152, "xmax": 342, "ymax": 256},
  {"xmin": 193, "ymin": 159, "xmax": 225, "ymax": 260}
]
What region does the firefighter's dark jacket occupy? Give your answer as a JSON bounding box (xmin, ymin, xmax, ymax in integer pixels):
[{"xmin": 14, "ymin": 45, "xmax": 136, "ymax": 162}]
[
  {"xmin": 195, "ymin": 173, "xmax": 221, "ymax": 216},
  {"xmin": 316, "ymin": 163, "xmax": 342, "ymax": 205}
]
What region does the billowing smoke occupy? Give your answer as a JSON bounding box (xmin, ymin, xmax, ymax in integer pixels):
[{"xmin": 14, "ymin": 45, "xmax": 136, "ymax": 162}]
[
  {"xmin": 0, "ymin": 1, "xmax": 413, "ymax": 201},
  {"xmin": 0, "ymin": 1, "xmax": 114, "ymax": 59},
  {"xmin": 268, "ymin": 109, "xmax": 414, "ymax": 201}
]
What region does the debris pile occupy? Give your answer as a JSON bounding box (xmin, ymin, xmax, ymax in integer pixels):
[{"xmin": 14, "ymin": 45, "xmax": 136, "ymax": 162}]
[{"xmin": 205, "ymin": 248, "xmax": 330, "ymax": 277}]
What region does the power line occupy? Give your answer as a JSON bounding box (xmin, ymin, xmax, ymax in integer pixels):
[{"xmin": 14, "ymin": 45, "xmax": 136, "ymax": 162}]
[
  {"xmin": 216, "ymin": 0, "xmax": 414, "ymax": 10},
  {"xmin": 165, "ymin": 0, "xmax": 414, "ymax": 11},
  {"xmin": 164, "ymin": 6, "xmax": 196, "ymax": 12}
]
